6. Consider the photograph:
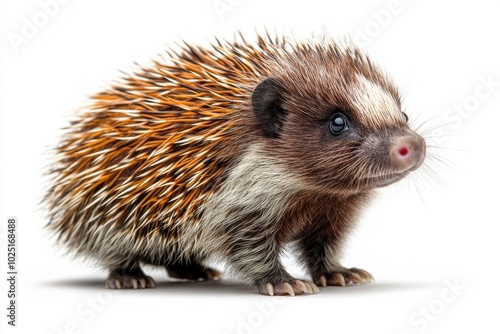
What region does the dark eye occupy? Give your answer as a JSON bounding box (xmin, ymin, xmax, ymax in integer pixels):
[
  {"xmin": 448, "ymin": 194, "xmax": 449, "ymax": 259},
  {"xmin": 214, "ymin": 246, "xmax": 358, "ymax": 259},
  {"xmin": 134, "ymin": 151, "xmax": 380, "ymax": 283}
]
[
  {"xmin": 329, "ymin": 113, "xmax": 350, "ymax": 135},
  {"xmin": 402, "ymin": 112, "xmax": 408, "ymax": 122}
]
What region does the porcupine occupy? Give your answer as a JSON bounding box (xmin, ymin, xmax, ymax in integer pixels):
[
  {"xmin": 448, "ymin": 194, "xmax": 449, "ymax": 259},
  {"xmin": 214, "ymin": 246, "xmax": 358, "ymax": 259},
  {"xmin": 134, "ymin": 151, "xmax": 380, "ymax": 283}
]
[{"xmin": 45, "ymin": 33, "xmax": 426, "ymax": 296}]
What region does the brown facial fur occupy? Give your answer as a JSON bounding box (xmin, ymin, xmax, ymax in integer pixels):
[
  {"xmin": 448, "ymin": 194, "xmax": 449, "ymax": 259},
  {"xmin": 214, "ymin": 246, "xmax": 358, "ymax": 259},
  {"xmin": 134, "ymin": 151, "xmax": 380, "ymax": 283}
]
[{"xmin": 255, "ymin": 45, "xmax": 424, "ymax": 195}]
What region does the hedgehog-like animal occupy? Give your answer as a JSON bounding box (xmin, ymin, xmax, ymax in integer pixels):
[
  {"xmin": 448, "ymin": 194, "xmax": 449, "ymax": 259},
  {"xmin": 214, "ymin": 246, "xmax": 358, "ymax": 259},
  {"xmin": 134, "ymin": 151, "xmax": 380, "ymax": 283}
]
[{"xmin": 45, "ymin": 33, "xmax": 426, "ymax": 295}]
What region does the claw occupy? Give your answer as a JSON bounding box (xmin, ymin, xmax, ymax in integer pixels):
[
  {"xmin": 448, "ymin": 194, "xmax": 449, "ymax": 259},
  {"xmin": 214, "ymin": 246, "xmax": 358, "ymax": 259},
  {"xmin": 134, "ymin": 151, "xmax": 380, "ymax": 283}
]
[
  {"xmin": 283, "ymin": 283, "xmax": 295, "ymax": 296},
  {"xmin": 318, "ymin": 275, "xmax": 327, "ymax": 287},
  {"xmin": 266, "ymin": 283, "xmax": 274, "ymax": 296},
  {"xmin": 349, "ymin": 272, "xmax": 363, "ymax": 284},
  {"xmin": 307, "ymin": 281, "xmax": 319, "ymax": 293},
  {"xmin": 331, "ymin": 272, "xmax": 346, "ymax": 287},
  {"xmin": 146, "ymin": 277, "xmax": 156, "ymax": 288},
  {"xmin": 352, "ymin": 268, "xmax": 374, "ymax": 282},
  {"xmin": 296, "ymin": 280, "xmax": 308, "ymax": 293}
]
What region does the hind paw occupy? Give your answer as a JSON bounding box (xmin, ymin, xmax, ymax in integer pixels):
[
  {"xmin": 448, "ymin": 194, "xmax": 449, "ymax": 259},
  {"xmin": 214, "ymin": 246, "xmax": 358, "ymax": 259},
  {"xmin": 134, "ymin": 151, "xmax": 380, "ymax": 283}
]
[
  {"xmin": 315, "ymin": 267, "xmax": 374, "ymax": 287},
  {"xmin": 166, "ymin": 263, "xmax": 221, "ymax": 281},
  {"xmin": 105, "ymin": 268, "xmax": 156, "ymax": 289}
]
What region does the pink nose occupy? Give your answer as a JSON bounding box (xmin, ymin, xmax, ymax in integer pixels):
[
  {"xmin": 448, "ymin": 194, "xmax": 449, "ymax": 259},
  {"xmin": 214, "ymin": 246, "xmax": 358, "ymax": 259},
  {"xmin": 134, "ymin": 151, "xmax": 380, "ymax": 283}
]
[{"xmin": 391, "ymin": 137, "xmax": 426, "ymax": 172}]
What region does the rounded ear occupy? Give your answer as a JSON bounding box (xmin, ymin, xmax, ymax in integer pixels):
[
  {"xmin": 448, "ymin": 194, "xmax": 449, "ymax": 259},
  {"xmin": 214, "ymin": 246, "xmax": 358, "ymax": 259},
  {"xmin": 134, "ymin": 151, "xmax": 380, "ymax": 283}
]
[{"xmin": 251, "ymin": 78, "xmax": 287, "ymax": 138}]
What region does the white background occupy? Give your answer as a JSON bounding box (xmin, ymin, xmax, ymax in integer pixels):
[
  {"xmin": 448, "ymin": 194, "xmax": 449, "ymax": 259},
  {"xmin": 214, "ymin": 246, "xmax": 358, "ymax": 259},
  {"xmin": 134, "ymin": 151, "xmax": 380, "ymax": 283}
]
[{"xmin": 1, "ymin": 0, "xmax": 499, "ymax": 333}]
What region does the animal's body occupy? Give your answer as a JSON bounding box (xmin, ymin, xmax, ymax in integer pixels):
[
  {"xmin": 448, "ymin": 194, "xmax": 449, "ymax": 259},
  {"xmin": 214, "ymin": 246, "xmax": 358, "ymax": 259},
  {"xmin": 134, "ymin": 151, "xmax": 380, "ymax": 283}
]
[{"xmin": 45, "ymin": 34, "xmax": 426, "ymax": 295}]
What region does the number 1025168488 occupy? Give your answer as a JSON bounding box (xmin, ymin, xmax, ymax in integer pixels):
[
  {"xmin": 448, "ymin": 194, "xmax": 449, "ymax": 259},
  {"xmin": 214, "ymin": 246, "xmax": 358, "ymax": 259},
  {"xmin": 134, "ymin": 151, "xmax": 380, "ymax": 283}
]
[{"xmin": 7, "ymin": 218, "xmax": 16, "ymax": 271}]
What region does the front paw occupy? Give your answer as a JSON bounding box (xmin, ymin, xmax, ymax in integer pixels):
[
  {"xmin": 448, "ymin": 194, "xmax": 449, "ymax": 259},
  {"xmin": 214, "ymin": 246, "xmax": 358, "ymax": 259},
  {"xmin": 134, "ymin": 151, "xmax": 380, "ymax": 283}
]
[
  {"xmin": 257, "ymin": 278, "xmax": 319, "ymax": 296},
  {"xmin": 314, "ymin": 268, "xmax": 374, "ymax": 287}
]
